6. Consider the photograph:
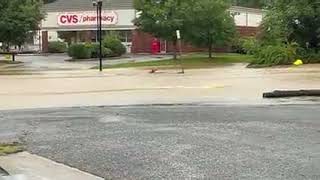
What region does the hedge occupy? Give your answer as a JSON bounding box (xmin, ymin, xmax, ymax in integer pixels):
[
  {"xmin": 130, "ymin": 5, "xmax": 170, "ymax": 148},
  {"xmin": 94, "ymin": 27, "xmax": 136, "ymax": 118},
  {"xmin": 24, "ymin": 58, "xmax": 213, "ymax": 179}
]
[
  {"xmin": 89, "ymin": 43, "xmax": 113, "ymax": 58},
  {"xmin": 48, "ymin": 41, "xmax": 67, "ymax": 53},
  {"xmin": 68, "ymin": 44, "xmax": 92, "ymax": 59},
  {"xmin": 103, "ymin": 35, "xmax": 126, "ymax": 56},
  {"xmin": 67, "ymin": 36, "xmax": 126, "ymax": 59},
  {"xmin": 249, "ymin": 44, "xmax": 297, "ymax": 66}
]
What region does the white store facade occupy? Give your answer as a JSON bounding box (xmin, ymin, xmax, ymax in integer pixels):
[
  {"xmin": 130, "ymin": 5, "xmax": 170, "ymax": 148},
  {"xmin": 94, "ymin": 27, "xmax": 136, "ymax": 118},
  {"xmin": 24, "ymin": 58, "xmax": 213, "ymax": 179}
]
[{"xmin": 35, "ymin": 0, "xmax": 263, "ymax": 53}]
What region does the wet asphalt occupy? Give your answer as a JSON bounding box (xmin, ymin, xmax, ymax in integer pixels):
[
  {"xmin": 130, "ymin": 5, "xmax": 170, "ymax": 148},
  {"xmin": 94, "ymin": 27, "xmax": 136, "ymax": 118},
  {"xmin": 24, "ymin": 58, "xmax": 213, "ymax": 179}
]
[{"xmin": 0, "ymin": 104, "xmax": 319, "ymax": 179}]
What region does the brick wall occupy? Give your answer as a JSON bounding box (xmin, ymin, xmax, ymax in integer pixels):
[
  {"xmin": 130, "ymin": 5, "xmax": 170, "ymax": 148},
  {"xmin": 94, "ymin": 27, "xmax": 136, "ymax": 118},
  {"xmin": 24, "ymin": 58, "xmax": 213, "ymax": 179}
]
[
  {"xmin": 131, "ymin": 30, "xmax": 154, "ymax": 53},
  {"xmin": 131, "ymin": 26, "xmax": 260, "ymax": 53},
  {"xmin": 131, "ymin": 30, "xmax": 206, "ymax": 54},
  {"xmin": 237, "ymin": 26, "xmax": 260, "ymax": 37}
]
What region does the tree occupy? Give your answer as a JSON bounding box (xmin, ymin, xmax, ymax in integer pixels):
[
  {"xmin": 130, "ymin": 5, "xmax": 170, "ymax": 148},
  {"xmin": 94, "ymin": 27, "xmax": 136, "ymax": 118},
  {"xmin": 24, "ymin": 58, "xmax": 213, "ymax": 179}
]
[
  {"xmin": 184, "ymin": 0, "xmax": 236, "ymax": 58},
  {"xmin": 43, "ymin": 0, "xmax": 57, "ymax": 3},
  {"xmin": 261, "ymin": 0, "xmax": 320, "ymax": 52},
  {"xmin": 0, "ymin": 0, "xmax": 44, "ymax": 51},
  {"xmin": 232, "ymin": 0, "xmax": 268, "ymax": 8},
  {"xmin": 134, "ymin": 0, "xmax": 186, "ymax": 59}
]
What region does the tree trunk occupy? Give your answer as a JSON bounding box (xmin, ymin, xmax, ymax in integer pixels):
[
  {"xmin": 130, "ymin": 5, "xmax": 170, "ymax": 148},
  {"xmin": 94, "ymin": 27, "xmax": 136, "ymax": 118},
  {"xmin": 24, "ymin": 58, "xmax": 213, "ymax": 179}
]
[
  {"xmin": 173, "ymin": 38, "xmax": 177, "ymax": 60},
  {"xmin": 208, "ymin": 35, "xmax": 213, "ymax": 59},
  {"xmin": 209, "ymin": 43, "xmax": 213, "ymax": 59},
  {"xmin": 5, "ymin": 43, "xmax": 10, "ymax": 52}
]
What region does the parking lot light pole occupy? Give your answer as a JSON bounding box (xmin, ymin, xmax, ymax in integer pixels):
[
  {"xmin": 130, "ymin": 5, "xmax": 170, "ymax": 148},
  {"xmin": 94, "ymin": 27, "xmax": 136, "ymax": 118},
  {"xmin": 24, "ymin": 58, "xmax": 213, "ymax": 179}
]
[
  {"xmin": 93, "ymin": 1, "xmax": 98, "ymax": 43},
  {"xmin": 92, "ymin": 0, "xmax": 103, "ymax": 72}
]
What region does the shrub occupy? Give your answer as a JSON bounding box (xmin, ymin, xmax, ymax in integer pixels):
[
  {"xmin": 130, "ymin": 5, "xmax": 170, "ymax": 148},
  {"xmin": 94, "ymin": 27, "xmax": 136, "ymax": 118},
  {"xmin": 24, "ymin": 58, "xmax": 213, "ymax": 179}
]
[
  {"xmin": 305, "ymin": 53, "xmax": 320, "ymax": 64},
  {"xmin": 68, "ymin": 44, "xmax": 92, "ymax": 59},
  {"xmin": 102, "ymin": 35, "xmax": 126, "ymax": 56},
  {"xmin": 90, "ymin": 43, "xmax": 113, "ymax": 58},
  {"xmin": 250, "ymin": 44, "xmax": 297, "ymax": 66},
  {"xmin": 232, "ymin": 37, "xmax": 259, "ymax": 55},
  {"xmin": 231, "ymin": 38, "xmax": 246, "ymax": 54},
  {"xmin": 297, "ymin": 48, "xmax": 320, "ymax": 64},
  {"xmin": 48, "ymin": 41, "xmax": 67, "ymax": 53},
  {"xmin": 242, "ymin": 38, "xmax": 259, "ymax": 55}
]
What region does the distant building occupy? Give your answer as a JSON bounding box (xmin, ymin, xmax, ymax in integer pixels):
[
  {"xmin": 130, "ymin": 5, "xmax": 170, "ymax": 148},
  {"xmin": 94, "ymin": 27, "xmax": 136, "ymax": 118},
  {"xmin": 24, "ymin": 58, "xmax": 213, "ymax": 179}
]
[{"xmin": 36, "ymin": 0, "xmax": 263, "ymax": 53}]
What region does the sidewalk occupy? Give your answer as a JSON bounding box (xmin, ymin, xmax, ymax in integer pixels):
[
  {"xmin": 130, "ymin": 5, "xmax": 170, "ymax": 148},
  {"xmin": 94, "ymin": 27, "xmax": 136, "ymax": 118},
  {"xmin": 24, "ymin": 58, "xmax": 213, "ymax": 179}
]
[{"xmin": 0, "ymin": 152, "xmax": 103, "ymax": 180}]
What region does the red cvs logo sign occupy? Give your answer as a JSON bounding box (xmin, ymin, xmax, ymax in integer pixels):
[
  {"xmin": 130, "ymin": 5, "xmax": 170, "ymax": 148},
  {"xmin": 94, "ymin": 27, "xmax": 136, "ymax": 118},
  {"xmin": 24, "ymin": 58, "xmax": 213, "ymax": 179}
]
[
  {"xmin": 59, "ymin": 15, "xmax": 79, "ymax": 24},
  {"xmin": 58, "ymin": 11, "xmax": 118, "ymax": 26}
]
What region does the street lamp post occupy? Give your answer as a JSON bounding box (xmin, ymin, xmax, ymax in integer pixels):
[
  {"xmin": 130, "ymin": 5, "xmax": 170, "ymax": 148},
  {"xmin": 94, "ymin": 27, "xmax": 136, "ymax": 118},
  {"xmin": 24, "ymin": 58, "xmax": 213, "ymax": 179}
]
[
  {"xmin": 94, "ymin": 2, "xmax": 99, "ymax": 43},
  {"xmin": 92, "ymin": 0, "xmax": 103, "ymax": 71}
]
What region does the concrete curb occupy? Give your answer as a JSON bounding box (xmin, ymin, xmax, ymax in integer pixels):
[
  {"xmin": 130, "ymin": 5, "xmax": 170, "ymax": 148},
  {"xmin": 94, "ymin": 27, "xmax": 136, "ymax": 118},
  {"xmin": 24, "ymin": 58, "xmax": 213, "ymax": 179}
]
[
  {"xmin": 0, "ymin": 152, "xmax": 103, "ymax": 180},
  {"xmin": 0, "ymin": 166, "xmax": 9, "ymax": 176}
]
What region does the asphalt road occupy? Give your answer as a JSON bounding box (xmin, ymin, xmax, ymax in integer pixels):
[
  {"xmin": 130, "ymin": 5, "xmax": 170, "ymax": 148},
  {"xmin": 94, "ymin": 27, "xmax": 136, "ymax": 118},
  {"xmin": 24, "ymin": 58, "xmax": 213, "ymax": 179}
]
[{"xmin": 0, "ymin": 105, "xmax": 320, "ymax": 179}]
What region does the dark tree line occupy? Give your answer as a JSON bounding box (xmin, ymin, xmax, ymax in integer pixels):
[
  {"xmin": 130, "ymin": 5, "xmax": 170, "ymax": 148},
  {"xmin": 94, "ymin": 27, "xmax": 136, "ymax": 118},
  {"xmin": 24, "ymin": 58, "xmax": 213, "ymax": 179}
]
[
  {"xmin": 43, "ymin": 0, "xmax": 56, "ymax": 4},
  {"xmin": 232, "ymin": 0, "xmax": 268, "ymax": 8}
]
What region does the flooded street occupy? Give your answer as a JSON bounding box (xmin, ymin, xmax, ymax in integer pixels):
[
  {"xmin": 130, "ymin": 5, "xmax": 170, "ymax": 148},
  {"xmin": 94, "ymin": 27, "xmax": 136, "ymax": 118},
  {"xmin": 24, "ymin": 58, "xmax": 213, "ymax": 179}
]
[
  {"xmin": 1, "ymin": 56, "xmax": 320, "ymax": 179},
  {"xmin": 1, "ymin": 0, "xmax": 319, "ymax": 179},
  {"xmin": 0, "ymin": 59, "xmax": 319, "ymax": 110}
]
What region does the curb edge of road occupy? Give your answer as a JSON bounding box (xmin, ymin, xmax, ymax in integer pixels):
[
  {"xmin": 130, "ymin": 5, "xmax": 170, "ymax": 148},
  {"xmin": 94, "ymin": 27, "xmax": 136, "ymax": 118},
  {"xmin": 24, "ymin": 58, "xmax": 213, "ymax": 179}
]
[
  {"xmin": 2, "ymin": 100, "xmax": 320, "ymax": 112},
  {"xmin": 0, "ymin": 166, "xmax": 9, "ymax": 176}
]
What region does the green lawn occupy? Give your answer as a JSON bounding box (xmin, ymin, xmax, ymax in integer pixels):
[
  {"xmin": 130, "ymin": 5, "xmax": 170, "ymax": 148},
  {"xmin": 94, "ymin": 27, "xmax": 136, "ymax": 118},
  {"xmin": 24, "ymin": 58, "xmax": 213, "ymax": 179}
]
[
  {"xmin": 100, "ymin": 53, "xmax": 253, "ymax": 69},
  {"xmin": 0, "ymin": 143, "xmax": 23, "ymax": 156}
]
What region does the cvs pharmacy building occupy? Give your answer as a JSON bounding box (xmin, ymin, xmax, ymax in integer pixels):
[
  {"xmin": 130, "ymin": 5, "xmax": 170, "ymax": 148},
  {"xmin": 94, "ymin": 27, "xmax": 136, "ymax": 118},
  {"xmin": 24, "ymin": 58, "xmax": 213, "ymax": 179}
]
[
  {"xmin": 41, "ymin": 0, "xmax": 262, "ymax": 53},
  {"xmin": 41, "ymin": 0, "xmax": 136, "ymax": 53}
]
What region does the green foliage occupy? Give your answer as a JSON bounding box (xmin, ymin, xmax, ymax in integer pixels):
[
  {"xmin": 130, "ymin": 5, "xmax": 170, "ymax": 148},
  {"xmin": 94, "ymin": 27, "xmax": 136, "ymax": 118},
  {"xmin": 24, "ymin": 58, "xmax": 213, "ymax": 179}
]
[
  {"xmin": 97, "ymin": 53, "xmax": 253, "ymax": 69},
  {"xmin": 89, "ymin": 43, "xmax": 113, "ymax": 58},
  {"xmin": 232, "ymin": 0, "xmax": 268, "ymax": 8},
  {"xmin": 183, "ymin": 0, "xmax": 236, "ymax": 58},
  {"xmin": 68, "ymin": 44, "xmax": 92, "ymax": 59},
  {"xmin": 134, "ymin": 0, "xmax": 236, "ymax": 58},
  {"xmin": 48, "ymin": 41, "xmax": 67, "ymax": 53},
  {"xmin": 68, "ymin": 34, "xmax": 125, "ymax": 59},
  {"xmin": 250, "ymin": 44, "xmax": 297, "ymax": 66},
  {"xmin": 232, "ymin": 36, "xmax": 245, "ymax": 54},
  {"xmin": 296, "ymin": 48, "xmax": 320, "ymax": 64},
  {"xmin": 232, "ymin": 37, "xmax": 259, "ymax": 54},
  {"xmin": 241, "ymin": 38, "xmax": 259, "ymax": 55},
  {"xmin": 134, "ymin": 0, "xmax": 185, "ymax": 42},
  {"xmin": 0, "ymin": 0, "xmax": 44, "ymax": 49},
  {"xmin": 0, "ymin": 143, "xmax": 23, "ymax": 156},
  {"xmin": 134, "ymin": 0, "xmax": 186, "ymax": 59},
  {"xmin": 250, "ymin": 0, "xmax": 320, "ymax": 66},
  {"xmin": 103, "ymin": 35, "xmax": 126, "ymax": 56},
  {"xmin": 261, "ymin": 0, "xmax": 320, "ymax": 51},
  {"xmin": 43, "ymin": 0, "xmax": 57, "ymax": 4}
]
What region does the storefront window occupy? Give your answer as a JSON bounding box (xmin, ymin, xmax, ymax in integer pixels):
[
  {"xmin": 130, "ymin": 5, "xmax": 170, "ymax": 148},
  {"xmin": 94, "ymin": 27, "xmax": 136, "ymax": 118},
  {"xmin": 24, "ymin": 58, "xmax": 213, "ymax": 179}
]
[
  {"xmin": 104, "ymin": 30, "xmax": 132, "ymax": 43},
  {"xmin": 58, "ymin": 30, "xmax": 133, "ymax": 44}
]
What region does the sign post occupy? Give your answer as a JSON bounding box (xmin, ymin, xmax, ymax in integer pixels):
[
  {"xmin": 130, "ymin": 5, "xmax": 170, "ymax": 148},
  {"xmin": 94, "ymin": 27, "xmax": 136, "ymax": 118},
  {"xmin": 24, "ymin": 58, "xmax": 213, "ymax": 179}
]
[{"xmin": 176, "ymin": 30, "xmax": 184, "ymax": 74}]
